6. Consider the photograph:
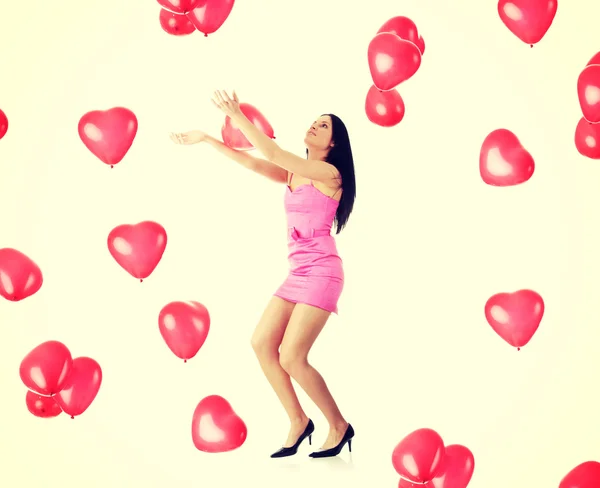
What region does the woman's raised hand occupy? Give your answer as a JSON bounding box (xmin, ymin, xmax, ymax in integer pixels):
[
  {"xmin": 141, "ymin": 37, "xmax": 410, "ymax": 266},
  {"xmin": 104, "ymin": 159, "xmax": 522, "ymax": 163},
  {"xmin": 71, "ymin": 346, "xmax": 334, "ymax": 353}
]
[{"xmin": 169, "ymin": 130, "xmax": 207, "ymax": 145}]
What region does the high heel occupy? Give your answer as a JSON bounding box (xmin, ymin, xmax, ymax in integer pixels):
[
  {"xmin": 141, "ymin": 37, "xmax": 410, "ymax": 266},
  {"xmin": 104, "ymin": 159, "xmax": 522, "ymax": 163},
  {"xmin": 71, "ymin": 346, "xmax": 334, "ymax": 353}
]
[
  {"xmin": 308, "ymin": 423, "xmax": 354, "ymax": 458},
  {"xmin": 270, "ymin": 419, "xmax": 315, "ymax": 458}
]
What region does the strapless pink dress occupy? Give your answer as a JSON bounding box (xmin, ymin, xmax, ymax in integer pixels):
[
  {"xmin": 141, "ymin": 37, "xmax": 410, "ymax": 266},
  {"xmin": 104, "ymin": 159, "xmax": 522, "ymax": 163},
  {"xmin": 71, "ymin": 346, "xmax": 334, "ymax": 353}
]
[{"xmin": 273, "ymin": 177, "xmax": 344, "ymax": 314}]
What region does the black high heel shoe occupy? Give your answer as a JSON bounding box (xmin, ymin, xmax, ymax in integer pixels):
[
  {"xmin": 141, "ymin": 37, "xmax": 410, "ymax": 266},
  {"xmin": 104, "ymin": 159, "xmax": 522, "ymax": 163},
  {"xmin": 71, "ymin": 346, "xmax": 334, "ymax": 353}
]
[
  {"xmin": 308, "ymin": 423, "xmax": 354, "ymax": 458},
  {"xmin": 270, "ymin": 419, "xmax": 315, "ymax": 458}
]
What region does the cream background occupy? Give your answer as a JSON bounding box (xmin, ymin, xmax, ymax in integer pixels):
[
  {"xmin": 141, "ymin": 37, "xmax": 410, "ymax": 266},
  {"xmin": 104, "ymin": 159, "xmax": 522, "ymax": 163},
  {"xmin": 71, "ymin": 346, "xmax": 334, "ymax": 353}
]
[{"xmin": 1, "ymin": 0, "xmax": 598, "ymax": 487}]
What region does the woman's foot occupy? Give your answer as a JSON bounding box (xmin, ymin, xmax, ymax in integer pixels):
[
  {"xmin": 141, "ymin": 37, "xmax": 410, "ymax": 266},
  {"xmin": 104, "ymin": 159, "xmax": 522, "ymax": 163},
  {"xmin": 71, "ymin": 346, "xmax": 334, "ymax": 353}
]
[
  {"xmin": 318, "ymin": 421, "xmax": 349, "ymax": 450},
  {"xmin": 271, "ymin": 417, "xmax": 314, "ymax": 458},
  {"xmin": 284, "ymin": 416, "xmax": 311, "ymax": 447}
]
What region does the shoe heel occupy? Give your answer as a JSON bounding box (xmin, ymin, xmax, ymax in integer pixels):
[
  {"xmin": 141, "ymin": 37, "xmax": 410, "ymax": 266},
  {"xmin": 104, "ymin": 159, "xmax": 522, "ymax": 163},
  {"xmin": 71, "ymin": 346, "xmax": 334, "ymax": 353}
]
[
  {"xmin": 348, "ymin": 439, "xmax": 352, "ymax": 453},
  {"xmin": 308, "ymin": 434, "xmax": 312, "ymax": 445}
]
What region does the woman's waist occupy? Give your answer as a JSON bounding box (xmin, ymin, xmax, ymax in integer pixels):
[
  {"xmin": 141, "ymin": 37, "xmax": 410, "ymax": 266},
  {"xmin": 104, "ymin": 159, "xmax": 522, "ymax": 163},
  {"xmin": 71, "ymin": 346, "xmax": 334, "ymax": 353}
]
[{"xmin": 286, "ymin": 225, "xmax": 333, "ymax": 240}]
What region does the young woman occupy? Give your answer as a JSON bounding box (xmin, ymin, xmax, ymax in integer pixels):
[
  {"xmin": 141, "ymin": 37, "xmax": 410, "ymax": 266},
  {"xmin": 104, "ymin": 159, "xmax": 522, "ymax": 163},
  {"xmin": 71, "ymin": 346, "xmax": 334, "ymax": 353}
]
[{"xmin": 170, "ymin": 90, "xmax": 357, "ymax": 459}]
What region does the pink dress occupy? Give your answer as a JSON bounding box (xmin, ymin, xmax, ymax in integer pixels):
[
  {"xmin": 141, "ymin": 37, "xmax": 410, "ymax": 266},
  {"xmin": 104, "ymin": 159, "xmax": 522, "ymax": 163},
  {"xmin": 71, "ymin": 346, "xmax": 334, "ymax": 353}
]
[{"xmin": 273, "ymin": 174, "xmax": 344, "ymax": 314}]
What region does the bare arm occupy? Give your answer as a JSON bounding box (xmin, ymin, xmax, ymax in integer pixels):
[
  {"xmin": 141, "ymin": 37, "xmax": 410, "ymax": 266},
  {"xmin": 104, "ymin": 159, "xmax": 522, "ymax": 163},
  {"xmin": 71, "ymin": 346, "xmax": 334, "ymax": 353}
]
[
  {"xmin": 204, "ymin": 135, "xmax": 288, "ymax": 184},
  {"xmin": 230, "ymin": 113, "xmax": 340, "ymax": 187}
]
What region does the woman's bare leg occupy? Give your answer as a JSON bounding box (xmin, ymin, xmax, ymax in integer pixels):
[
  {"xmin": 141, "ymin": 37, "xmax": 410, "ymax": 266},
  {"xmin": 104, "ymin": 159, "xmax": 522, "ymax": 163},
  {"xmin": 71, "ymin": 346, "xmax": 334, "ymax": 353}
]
[
  {"xmin": 251, "ymin": 297, "xmax": 310, "ymax": 446},
  {"xmin": 279, "ymin": 304, "xmax": 348, "ymax": 449}
]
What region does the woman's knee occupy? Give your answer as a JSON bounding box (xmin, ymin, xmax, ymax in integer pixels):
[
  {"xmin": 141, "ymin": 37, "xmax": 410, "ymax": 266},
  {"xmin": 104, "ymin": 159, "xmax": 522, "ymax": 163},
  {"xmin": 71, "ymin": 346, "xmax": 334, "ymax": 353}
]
[
  {"xmin": 251, "ymin": 332, "xmax": 279, "ymax": 358},
  {"xmin": 279, "ymin": 346, "xmax": 307, "ymax": 374}
]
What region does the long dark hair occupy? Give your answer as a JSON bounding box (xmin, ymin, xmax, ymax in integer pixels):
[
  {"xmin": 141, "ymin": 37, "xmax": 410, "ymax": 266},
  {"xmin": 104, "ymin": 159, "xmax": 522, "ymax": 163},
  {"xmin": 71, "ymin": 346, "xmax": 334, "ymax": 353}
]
[{"xmin": 306, "ymin": 113, "xmax": 356, "ymax": 234}]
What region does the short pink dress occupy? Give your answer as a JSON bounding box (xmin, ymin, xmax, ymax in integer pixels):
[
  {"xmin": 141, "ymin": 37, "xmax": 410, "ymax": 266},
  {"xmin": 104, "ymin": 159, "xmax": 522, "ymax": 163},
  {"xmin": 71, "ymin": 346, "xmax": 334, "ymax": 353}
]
[{"xmin": 273, "ymin": 174, "xmax": 344, "ymax": 314}]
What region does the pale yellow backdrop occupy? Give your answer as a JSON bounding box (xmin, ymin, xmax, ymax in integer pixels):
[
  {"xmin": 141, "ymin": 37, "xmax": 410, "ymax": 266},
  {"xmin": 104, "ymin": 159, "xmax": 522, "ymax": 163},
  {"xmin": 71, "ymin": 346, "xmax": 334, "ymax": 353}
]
[{"xmin": 1, "ymin": 0, "xmax": 598, "ymax": 487}]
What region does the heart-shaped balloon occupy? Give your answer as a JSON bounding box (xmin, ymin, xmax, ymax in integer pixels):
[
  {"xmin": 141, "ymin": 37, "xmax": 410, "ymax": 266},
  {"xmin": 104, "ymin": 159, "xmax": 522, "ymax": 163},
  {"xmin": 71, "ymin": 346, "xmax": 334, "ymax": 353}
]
[
  {"xmin": 159, "ymin": 8, "xmax": 196, "ymax": 36},
  {"xmin": 484, "ymin": 289, "xmax": 544, "ymax": 349},
  {"xmin": 415, "ymin": 36, "xmax": 425, "ymax": 55},
  {"xmin": 587, "ymin": 51, "xmax": 600, "ymax": 67},
  {"xmin": 19, "ymin": 340, "xmax": 73, "ymax": 396},
  {"xmin": 497, "ymin": 0, "xmax": 558, "ymax": 46},
  {"xmin": 186, "ymin": 0, "xmax": 235, "ymax": 37},
  {"xmin": 479, "ymin": 129, "xmax": 535, "ymax": 187},
  {"xmin": 0, "ymin": 108, "xmax": 8, "ymax": 140},
  {"xmin": 157, "ymin": 0, "xmax": 201, "ymax": 14},
  {"xmin": 107, "ymin": 221, "xmax": 167, "ymax": 281},
  {"xmin": 222, "ymin": 102, "xmax": 275, "ymax": 150},
  {"xmin": 368, "ymin": 32, "xmax": 422, "ymax": 91},
  {"xmin": 0, "ymin": 247, "xmax": 43, "ymax": 302},
  {"xmin": 158, "ymin": 301, "xmax": 211, "ymax": 362},
  {"xmin": 191, "ymin": 395, "xmax": 247, "ymax": 453},
  {"xmin": 78, "ymin": 107, "xmax": 138, "ymax": 167},
  {"xmin": 398, "ymin": 479, "xmax": 423, "ymax": 487},
  {"xmin": 26, "ymin": 390, "xmax": 63, "ymax": 418},
  {"xmin": 377, "ymin": 16, "xmax": 422, "ymax": 51},
  {"xmin": 392, "ymin": 428, "xmax": 445, "ymax": 483},
  {"xmin": 54, "ymin": 357, "xmax": 102, "ymax": 418},
  {"xmin": 430, "ymin": 444, "xmax": 475, "ymax": 488},
  {"xmin": 575, "ymin": 116, "xmax": 600, "ymax": 159},
  {"xmin": 365, "ymin": 85, "xmax": 405, "ymax": 127},
  {"xmin": 560, "ymin": 461, "xmax": 600, "ymax": 488},
  {"xmin": 577, "ymin": 65, "xmax": 600, "ymax": 124}
]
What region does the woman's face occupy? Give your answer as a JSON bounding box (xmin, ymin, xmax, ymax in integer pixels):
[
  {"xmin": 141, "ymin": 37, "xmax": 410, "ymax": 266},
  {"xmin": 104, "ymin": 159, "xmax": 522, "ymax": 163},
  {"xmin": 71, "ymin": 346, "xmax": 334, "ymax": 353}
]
[{"xmin": 304, "ymin": 115, "xmax": 333, "ymax": 150}]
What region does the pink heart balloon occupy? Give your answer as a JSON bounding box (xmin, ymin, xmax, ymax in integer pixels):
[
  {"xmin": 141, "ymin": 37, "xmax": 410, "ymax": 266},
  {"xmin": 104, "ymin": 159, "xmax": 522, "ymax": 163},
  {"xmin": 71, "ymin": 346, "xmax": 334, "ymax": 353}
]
[
  {"xmin": 430, "ymin": 444, "xmax": 475, "ymax": 488},
  {"xmin": 186, "ymin": 0, "xmax": 235, "ymax": 37},
  {"xmin": 26, "ymin": 390, "xmax": 63, "ymax": 418},
  {"xmin": 54, "ymin": 357, "xmax": 103, "ymax": 419},
  {"xmin": 368, "ymin": 32, "xmax": 422, "ymax": 91},
  {"xmin": 222, "ymin": 102, "xmax": 275, "ymax": 150},
  {"xmin": 479, "ymin": 129, "xmax": 535, "ymax": 187},
  {"xmin": 107, "ymin": 221, "xmax": 167, "ymax": 281},
  {"xmin": 392, "ymin": 428, "xmax": 445, "ymax": 483},
  {"xmin": 19, "ymin": 341, "xmax": 73, "ymax": 396},
  {"xmin": 158, "ymin": 301, "xmax": 211, "ymax": 362},
  {"xmin": 484, "ymin": 289, "xmax": 544, "ymax": 349},
  {"xmin": 0, "ymin": 248, "xmax": 43, "ymax": 302},
  {"xmin": 78, "ymin": 107, "xmax": 138, "ymax": 168},
  {"xmin": 191, "ymin": 395, "xmax": 247, "ymax": 452},
  {"xmin": 577, "ymin": 65, "xmax": 600, "ymax": 124},
  {"xmin": 497, "ymin": 0, "xmax": 558, "ymax": 46},
  {"xmin": 157, "ymin": 0, "xmax": 201, "ymax": 14}
]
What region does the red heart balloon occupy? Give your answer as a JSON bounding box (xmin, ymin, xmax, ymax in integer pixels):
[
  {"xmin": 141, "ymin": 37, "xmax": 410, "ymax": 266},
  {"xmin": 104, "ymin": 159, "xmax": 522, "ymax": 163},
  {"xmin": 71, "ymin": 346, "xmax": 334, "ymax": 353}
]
[
  {"xmin": 54, "ymin": 357, "xmax": 102, "ymax": 418},
  {"xmin": 191, "ymin": 395, "xmax": 247, "ymax": 453},
  {"xmin": 159, "ymin": 8, "xmax": 196, "ymax": 36},
  {"xmin": 368, "ymin": 32, "xmax": 422, "ymax": 91},
  {"xmin": 377, "ymin": 16, "xmax": 422, "ymax": 50},
  {"xmin": 587, "ymin": 52, "xmax": 600, "ymax": 67},
  {"xmin": 158, "ymin": 301, "xmax": 211, "ymax": 362},
  {"xmin": 26, "ymin": 390, "xmax": 63, "ymax": 418},
  {"xmin": 479, "ymin": 129, "xmax": 535, "ymax": 187},
  {"xmin": 19, "ymin": 340, "xmax": 73, "ymax": 396},
  {"xmin": 0, "ymin": 248, "xmax": 43, "ymax": 302},
  {"xmin": 416, "ymin": 36, "xmax": 425, "ymax": 55},
  {"xmin": 398, "ymin": 479, "xmax": 423, "ymax": 487},
  {"xmin": 186, "ymin": 0, "xmax": 235, "ymax": 37},
  {"xmin": 392, "ymin": 428, "xmax": 445, "ymax": 483},
  {"xmin": 222, "ymin": 102, "xmax": 275, "ymax": 150},
  {"xmin": 575, "ymin": 116, "xmax": 600, "ymax": 159},
  {"xmin": 430, "ymin": 444, "xmax": 475, "ymax": 488},
  {"xmin": 107, "ymin": 221, "xmax": 167, "ymax": 281},
  {"xmin": 365, "ymin": 85, "xmax": 405, "ymax": 127},
  {"xmin": 78, "ymin": 107, "xmax": 138, "ymax": 168},
  {"xmin": 0, "ymin": 108, "xmax": 8, "ymax": 140},
  {"xmin": 560, "ymin": 461, "xmax": 600, "ymax": 488},
  {"xmin": 484, "ymin": 289, "xmax": 544, "ymax": 350},
  {"xmin": 577, "ymin": 65, "xmax": 600, "ymax": 124},
  {"xmin": 497, "ymin": 0, "xmax": 557, "ymax": 46},
  {"xmin": 157, "ymin": 0, "xmax": 201, "ymax": 14}
]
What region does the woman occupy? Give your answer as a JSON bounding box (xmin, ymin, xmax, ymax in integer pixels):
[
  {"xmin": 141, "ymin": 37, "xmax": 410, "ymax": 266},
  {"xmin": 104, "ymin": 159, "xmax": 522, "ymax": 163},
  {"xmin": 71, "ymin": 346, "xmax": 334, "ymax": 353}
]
[{"xmin": 170, "ymin": 90, "xmax": 356, "ymax": 459}]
